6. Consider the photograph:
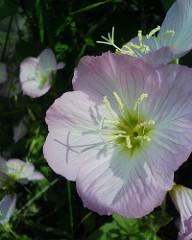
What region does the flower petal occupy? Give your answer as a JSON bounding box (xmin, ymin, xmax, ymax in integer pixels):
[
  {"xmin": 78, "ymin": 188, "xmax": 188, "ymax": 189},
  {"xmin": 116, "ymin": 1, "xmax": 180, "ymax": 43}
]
[
  {"xmin": 0, "ymin": 194, "xmax": 17, "ymax": 226},
  {"xmin": 38, "ymin": 49, "xmax": 57, "ymax": 76},
  {"xmin": 76, "ymin": 147, "xmax": 173, "ymax": 218},
  {"xmin": 44, "ymin": 91, "xmax": 110, "ymax": 181},
  {"xmin": 21, "ymin": 79, "xmax": 50, "ymax": 98},
  {"xmin": 159, "ymin": 0, "xmax": 192, "ymax": 51},
  {"xmin": 169, "ymin": 185, "xmax": 192, "ymax": 240},
  {"xmin": 56, "ymin": 62, "xmax": 65, "ymax": 70},
  {"xmin": 73, "ymin": 52, "xmax": 160, "ymax": 113}
]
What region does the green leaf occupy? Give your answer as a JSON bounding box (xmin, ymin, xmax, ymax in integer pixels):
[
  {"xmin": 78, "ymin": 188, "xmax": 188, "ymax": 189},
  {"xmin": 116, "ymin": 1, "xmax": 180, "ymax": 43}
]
[
  {"xmin": 160, "ymin": 0, "xmax": 176, "ymax": 12},
  {"xmin": 70, "ymin": 1, "xmax": 110, "ymax": 15},
  {"xmin": 0, "ymin": 0, "xmax": 18, "ymax": 20},
  {"xmin": 36, "ymin": 0, "xmax": 44, "ymax": 43},
  {"xmin": 87, "ymin": 211, "xmax": 172, "ymax": 240}
]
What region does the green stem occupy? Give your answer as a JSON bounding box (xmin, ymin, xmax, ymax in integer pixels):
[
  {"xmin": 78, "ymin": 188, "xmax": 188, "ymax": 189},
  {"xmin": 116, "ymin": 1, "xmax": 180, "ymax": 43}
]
[
  {"xmin": 74, "ymin": 212, "xmax": 92, "ymax": 233},
  {"xmin": 15, "ymin": 178, "xmax": 59, "ymax": 216},
  {"xmin": 67, "ymin": 180, "xmax": 74, "ymax": 233},
  {"xmin": 1, "ymin": 15, "xmax": 13, "ymax": 61}
]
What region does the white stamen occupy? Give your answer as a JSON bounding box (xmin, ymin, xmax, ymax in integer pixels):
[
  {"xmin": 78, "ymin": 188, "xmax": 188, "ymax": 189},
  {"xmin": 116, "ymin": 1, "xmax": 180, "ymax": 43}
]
[
  {"xmin": 134, "ymin": 120, "xmax": 155, "ymax": 130},
  {"xmin": 134, "ymin": 135, "xmax": 151, "ymax": 142},
  {"xmin": 103, "ymin": 96, "xmax": 114, "ymax": 117},
  {"xmin": 157, "ymin": 30, "xmax": 175, "ymax": 41},
  {"xmin": 146, "ymin": 26, "xmax": 161, "ymax": 39},
  {"xmin": 103, "ymin": 120, "xmax": 119, "ymax": 125},
  {"xmin": 133, "ymin": 93, "xmax": 148, "ymax": 111},
  {"xmin": 113, "ymin": 92, "xmax": 124, "ymax": 114}
]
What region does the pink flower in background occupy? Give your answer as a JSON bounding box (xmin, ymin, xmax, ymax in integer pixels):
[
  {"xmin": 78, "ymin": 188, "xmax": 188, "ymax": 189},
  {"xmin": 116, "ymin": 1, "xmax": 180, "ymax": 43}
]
[
  {"xmin": 13, "ymin": 117, "xmax": 28, "ymax": 143},
  {"xmin": 170, "ymin": 185, "xmax": 192, "ymax": 240},
  {"xmin": 0, "ymin": 194, "xmax": 17, "ymax": 226},
  {"xmin": 44, "ymin": 52, "xmax": 192, "ymax": 218},
  {"xmin": 0, "ymin": 63, "xmax": 7, "ymax": 84},
  {"xmin": 20, "ymin": 49, "xmax": 65, "ymax": 98},
  {"xmin": 0, "ymin": 156, "xmax": 44, "ymax": 184},
  {"xmin": 119, "ymin": 0, "xmax": 192, "ymax": 66}
]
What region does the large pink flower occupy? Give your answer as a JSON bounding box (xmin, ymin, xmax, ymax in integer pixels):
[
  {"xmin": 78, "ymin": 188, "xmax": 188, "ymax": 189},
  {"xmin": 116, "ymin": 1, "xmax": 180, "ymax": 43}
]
[{"xmin": 43, "ymin": 52, "xmax": 192, "ymax": 218}]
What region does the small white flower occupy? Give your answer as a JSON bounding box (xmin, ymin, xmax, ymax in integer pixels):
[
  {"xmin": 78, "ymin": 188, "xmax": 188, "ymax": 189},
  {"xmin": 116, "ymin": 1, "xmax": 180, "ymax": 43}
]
[{"xmin": 20, "ymin": 49, "xmax": 65, "ymax": 98}]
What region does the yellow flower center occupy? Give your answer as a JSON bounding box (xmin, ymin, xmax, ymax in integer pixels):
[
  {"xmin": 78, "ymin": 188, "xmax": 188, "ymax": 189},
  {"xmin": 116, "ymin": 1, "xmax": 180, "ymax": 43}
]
[{"xmin": 101, "ymin": 92, "xmax": 155, "ymax": 155}]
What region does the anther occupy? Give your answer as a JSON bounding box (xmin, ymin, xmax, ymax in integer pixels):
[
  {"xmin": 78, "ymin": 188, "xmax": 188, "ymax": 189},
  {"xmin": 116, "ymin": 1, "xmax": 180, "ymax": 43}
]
[
  {"xmin": 134, "ymin": 120, "xmax": 155, "ymax": 130},
  {"xmin": 126, "ymin": 135, "xmax": 132, "ymax": 148},
  {"xmin": 103, "ymin": 96, "xmax": 114, "ymax": 117},
  {"xmin": 133, "ymin": 93, "xmax": 148, "ymax": 111},
  {"xmin": 134, "ymin": 135, "xmax": 151, "ymax": 142},
  {"xmin": 146, "ymin": 26, "xmax": 161, "ymax": 39},
  {"xmin": 113, "ymin": 92, "xmax": 124, "ymax": 114}
]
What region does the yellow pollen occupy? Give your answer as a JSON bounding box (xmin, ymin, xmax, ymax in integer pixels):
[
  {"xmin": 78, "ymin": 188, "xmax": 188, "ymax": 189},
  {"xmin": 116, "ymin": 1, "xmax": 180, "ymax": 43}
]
[
  {"xmin": 113, "ymin": 92, "xmax": 124, "ymax": 114},
  {"xmin": 103, "ymin": 96, "xmax": 114, "ymax": 117},
  {"xmin": 134, "ymin": 135, "xmax": 151, "ymax": 142},
  {"xmin": 103, "ymin": 120, "xmax": 119, "ymax": 125},
  {"xmin": 126, "ymin": 135, "xmax": 132, "ymax": 148},
  {"xmin": 134, "ymin": 120, "xmax": 155, "ymax": 130},
  {"xmin": 156, "ymin": 30, "xmax": 175, "ymax": 41},
  {"xmin": 146, "ymin": 26, "xmax": 161, "ymax": 39},
  {"xmin": 133, "ymin": 93, "xmax": 148, "ymax": 111}
]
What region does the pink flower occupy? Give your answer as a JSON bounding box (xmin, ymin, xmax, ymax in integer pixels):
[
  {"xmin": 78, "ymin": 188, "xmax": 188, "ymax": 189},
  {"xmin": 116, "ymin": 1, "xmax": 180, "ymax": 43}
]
[
  {"xmin": 170, "ymin": 185, "xmax": 192, "ymax": 240},
  {"xmin": 20, "ymin": 49, "xmax": 65, "ymax": 98},
  {"xmin": 13, "ymin": 117, "xmax": 28, "ymax": 143},
  {"xmin": 0, "ymin": 156, "xmax": 44, "ymax": 184},
  {"xmin": 102, "ymin": 0, "xmax": 192, "ymax": 67},
  {"xmin": 0, "ymin": 194, "xmax": 17, "ymax": 226},
  {"xmin": 44, "ymin": 52, "xmax": 192, "ymax": 218}
]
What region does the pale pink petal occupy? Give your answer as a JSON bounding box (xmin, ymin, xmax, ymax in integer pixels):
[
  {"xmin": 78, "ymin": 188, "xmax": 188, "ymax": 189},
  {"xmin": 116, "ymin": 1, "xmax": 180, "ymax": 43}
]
[
  {"xmin": 44, "ymin": 91, "xmax": 111, "ymax": 181},
  {"xmin": 56, "ymin": 62, "xmax": 65, "ymax": 70},
  {"xmin": 76, "ymin": 148, "xmax": 173, "ymax": 218},
  {"xmin": 38, "ymin": 49, "xmax": 56, "ymax": 76},
  {"xmin": 73, "ymin": 52, "xmax": 159, "ymax": 113},
  {"xmin": 170, "ymin": 185, "xmax": 192, "ymax": 240},
  {"xmin": 0, "ymin": 194, "xmax": 17, "ymax": 226},
  {"xmin": 13, "ymin": 118, "xmax": 28, "ymax": 142},
  {"xmin": 21, "ymin": 80, "xmax": 50, "ymax": 98},
  {"xmin": 158, "ymin": 0, "xmax": 192, "ymax": 51},
  {"xmin": 20, "ymin": 57, "xmax": 38, "ymax": 84}
]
